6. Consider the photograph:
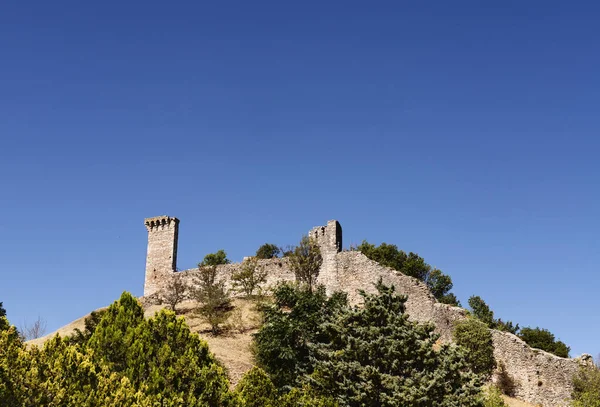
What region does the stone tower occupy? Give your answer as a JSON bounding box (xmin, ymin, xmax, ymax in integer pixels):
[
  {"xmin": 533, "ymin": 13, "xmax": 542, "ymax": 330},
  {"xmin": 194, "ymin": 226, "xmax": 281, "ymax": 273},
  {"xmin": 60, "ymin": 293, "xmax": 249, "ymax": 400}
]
[
  {"xmin": 144, "ymin": 215, "xmax": 179, "ymax": 297},
  {"xmin": 309, "ymin": 220, "xmax": 342, "ymax": 285}
]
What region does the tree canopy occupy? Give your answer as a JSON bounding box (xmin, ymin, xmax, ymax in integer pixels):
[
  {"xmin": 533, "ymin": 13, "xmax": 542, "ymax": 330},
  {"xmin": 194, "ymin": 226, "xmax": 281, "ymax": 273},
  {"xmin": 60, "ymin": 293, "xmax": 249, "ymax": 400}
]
[
  {"xmin": 0, "ymin": 292, "xmax": 232, "ymax": 406},
  {"xmin": 199, "ymin": 249, "xmax": 231, "ymax": 267},
  {"xmin": 254, "ymin": 280, "xmax": 484, "ymax": 407}
]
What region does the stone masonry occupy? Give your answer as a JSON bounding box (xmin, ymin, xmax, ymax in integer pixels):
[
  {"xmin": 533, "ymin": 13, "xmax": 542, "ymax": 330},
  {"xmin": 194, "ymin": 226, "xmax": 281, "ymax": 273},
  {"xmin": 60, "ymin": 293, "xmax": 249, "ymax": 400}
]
[
  {"xmin": 144, "ymin": 216, "xmax": 179, "ymax": 296},
  {"xmin": 142, "ymin": 216, "xmax": 592, "ymax": 407}
]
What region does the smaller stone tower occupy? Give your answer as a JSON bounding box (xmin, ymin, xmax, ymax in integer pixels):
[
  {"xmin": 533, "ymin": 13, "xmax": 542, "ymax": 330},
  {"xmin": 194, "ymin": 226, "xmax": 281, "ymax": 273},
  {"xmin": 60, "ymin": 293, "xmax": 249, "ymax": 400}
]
[
  {"xmin": 309, "ymin": 220, "xmax": 342, "ymax": 286},
  {"xmin": 144, "ymin": 216, "xmax": 179, "ymax": 297}
]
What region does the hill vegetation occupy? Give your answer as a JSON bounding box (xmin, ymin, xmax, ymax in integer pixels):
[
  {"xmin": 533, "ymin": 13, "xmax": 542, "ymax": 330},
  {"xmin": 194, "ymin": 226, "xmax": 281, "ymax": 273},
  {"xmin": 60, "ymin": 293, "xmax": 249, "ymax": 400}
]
[{"xmin": 2, "ymin": 237, "xmax": 595, "ymax": 406}]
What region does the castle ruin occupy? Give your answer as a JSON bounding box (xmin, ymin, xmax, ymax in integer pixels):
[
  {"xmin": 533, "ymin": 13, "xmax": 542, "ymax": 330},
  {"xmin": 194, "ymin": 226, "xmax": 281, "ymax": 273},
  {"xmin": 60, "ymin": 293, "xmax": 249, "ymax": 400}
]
[{"xmin": 143, "ymin": 215, "xmax": 592, "ymax": 407}]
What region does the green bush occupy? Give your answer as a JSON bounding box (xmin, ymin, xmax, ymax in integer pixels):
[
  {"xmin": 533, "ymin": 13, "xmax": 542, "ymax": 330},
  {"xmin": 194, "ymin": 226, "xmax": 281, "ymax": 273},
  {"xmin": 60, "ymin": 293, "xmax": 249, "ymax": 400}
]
[
  {"xmin": 482, "ymin": 386, "xmax": 508, "ymax": 407},
  {"xmin": 453, "ymin": 318, "xmax": 496, "ymax": 378},
  {"xmin": 233, "ymin": 367, "xmax": 277, "ymax": 407},
  {"xmin": 518, "ymin": 327, "xmax": 570, "ymax": 358},
  {"xmin": 572, "ymin": 366, "xmax": 600, "ymax": 406},
  {"xmin": 256, "ymin": 243, "xmax": 281, "ymax": 259},
  {"xmin": 199, "ymin": 249, "xmax": 231, "ymax": 266}
]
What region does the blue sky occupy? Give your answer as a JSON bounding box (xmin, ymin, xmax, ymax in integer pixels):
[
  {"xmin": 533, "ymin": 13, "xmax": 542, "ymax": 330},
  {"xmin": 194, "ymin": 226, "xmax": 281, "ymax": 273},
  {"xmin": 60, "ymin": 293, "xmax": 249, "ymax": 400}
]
[{"xmin": 1, "ymin": 1, "xmax": 598, "ymax": 357}]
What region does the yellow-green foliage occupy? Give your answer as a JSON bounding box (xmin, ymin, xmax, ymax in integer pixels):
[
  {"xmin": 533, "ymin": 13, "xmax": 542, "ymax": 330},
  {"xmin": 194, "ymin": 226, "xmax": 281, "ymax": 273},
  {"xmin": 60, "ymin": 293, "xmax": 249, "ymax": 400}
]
[
  {"xmin": 0, "ymin": 293, "xmax": 231, "ymax": 407},
  {"xmin": 572, "ymin": 366, "xmax": 600, "ymax": 407},
  {"xmin": 482, "ymin": 386, "xmax": 508, "ymax": 407}
]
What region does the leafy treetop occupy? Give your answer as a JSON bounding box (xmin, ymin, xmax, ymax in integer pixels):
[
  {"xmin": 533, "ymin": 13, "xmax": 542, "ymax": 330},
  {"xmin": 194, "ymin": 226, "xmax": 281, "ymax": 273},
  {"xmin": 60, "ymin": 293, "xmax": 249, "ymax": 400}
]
[{"xmin": 199, "ymin": 249, "xmax": 231, "ymax": 267}]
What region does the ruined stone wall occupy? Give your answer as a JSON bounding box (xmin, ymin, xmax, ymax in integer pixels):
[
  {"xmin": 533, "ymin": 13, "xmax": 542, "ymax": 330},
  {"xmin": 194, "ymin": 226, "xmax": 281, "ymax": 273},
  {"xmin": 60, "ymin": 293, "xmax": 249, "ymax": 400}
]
[
  {"xmin": 141, "ymin": 216, "xmax": 590, "ymax": 407},
  {"xmin": 328, "ymin": 251, "xmax": 589, "ymax": 407}
]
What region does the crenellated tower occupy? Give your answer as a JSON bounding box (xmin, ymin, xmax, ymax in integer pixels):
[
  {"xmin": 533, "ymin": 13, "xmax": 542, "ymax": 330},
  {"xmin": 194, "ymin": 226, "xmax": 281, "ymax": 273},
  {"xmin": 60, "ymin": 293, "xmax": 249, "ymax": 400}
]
[{"xmin": 144, "ymin": 215, "xmax": 179, "ymax": 297}]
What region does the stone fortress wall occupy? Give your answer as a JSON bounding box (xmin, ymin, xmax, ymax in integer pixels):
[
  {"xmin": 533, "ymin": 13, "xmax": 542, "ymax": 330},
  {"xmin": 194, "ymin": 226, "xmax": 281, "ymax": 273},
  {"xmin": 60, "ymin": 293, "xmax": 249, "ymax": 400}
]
[{"xmin": 143, "ymin": 215, "xmax": 592, "ymax": 407}]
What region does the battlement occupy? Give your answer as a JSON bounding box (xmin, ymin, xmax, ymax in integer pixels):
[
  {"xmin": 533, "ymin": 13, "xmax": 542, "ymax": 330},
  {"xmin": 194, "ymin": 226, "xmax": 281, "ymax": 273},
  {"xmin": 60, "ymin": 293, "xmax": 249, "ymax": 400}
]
[{"xmin": 145, "ymin": 216, "xmax": 179, "ymax": 231}]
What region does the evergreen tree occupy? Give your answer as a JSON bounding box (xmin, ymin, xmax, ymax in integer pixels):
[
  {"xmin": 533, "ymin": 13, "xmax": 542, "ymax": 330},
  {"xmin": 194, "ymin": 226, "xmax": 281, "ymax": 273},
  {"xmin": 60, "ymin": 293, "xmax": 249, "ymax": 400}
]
[
  {"xmin": 308, "ymin": 280, "xmax": 483, "ymax": 407},
  {"xmin": 254, "ymin": 283, "xmax": 347, "ymax": 388}
]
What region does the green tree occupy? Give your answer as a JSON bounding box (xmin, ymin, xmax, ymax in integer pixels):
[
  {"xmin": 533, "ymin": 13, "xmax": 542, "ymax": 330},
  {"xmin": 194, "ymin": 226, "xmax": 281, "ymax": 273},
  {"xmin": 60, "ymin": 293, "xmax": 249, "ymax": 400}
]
[
  {"xmin": 0, "ymin": 303, "xmax": 8, "ymax": 332},
  {"xmin": 357, "ymin": 241, "xmax": 459, "ymax": 305},
  {"xmin": 200, "ymin": 249, "xmax": 231, "ymax": 267},
  {"xmin": 232, "ymin": 257, "xmax": 268, "ymax": 297},
  {"xmin": 192, "ymin": 266, "xmax": 233, "ymax": 334},
  {"xmin": 0, "ymin": 292, "xmax": 233, "ymax": 406},
  {"xmin": 256, "ymin": 244, "xmax": 281, "ymax": 259},
  {"xmin": 67, "ymin": 309, "xmax": 107, "ymax": 346},
  {"xmin": 88, "ymin": 292, "xmax": 231, "ymax": 405},
  {"xmin": 453, "ymin": 318, "xmax": 496, "ymax": 378},
  {"xmin": 426, "ymin": 268, "xmax": 460, "ymax": 306},
  {"xmin": 308, "ymin": 280, "xmax": 483, "ymax": 407},
  {"xmin": 254, "ymin": 283, "xmax": 347, "ymax": 388},
  {"xmin": 518, "ymin": 327, "xmax": 570, "ymax": 358},
  {"xmin": 288, "ymin": 236, "xmax": 322, "ymax": 291},
  {"xmin": 0, "ymin": 324, "xmax": 30, "ymax": 406},
  {"xmin": 468, "ymin": 295, "xmax": 519, "ymax": 335}
]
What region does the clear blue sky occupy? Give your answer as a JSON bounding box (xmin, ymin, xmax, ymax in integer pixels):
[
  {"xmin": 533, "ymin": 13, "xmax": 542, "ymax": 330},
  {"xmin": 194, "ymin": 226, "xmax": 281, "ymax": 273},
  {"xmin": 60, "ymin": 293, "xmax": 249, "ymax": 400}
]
[{"xmin": 1, "ymin": 1, "xmax": 598, "ymax": 357}]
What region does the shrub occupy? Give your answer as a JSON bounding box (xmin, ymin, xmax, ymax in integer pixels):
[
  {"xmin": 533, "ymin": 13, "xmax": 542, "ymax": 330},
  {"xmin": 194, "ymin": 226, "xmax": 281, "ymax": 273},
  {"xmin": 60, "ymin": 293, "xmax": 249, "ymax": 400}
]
[
  {"xmin": 256, "ymin": 243, "xmax": 281, "ymax": 259},
  {"xmin": 232, "ymin": 257, "xmax": 268, "ymax": 297},
  {"xmin": 453, "ymin": 318, "xmax": 496, "ymax": 378},
  {"xmin": 518, "ymin": 327, "xmax": 570, "ymax": 358},
  {"xmin": 199, "ymin": 249, "xmax": 230, "ymax": 267},
  {"xmin": 234, "ymin": 367, "xmax": 277, "ymax": 407},
  {"xmin": 482, "ymin": 386, "xmax": 508, "ymax": 407},
  {"xmin": 572, "ymin": 366, "xmax": 600, "ymax": 407}
]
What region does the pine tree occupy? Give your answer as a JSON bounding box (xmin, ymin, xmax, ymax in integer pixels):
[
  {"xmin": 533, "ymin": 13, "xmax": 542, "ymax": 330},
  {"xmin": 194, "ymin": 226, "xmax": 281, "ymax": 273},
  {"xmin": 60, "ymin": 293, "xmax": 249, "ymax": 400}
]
[{"xmin": 308, "ymin": 280, "xmax": 483, "ymax": 407}]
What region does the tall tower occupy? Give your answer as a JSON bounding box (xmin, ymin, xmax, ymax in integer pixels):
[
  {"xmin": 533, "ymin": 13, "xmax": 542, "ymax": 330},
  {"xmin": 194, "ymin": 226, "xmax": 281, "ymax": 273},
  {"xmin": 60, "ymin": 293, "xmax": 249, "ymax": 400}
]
[
  {"xmin": 144, "ymin": 215, "xmax": 179, "ymax": 297},
  {"xmin": 309, "ymin": 220, "xmax": 342, "ymax": 285}
]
